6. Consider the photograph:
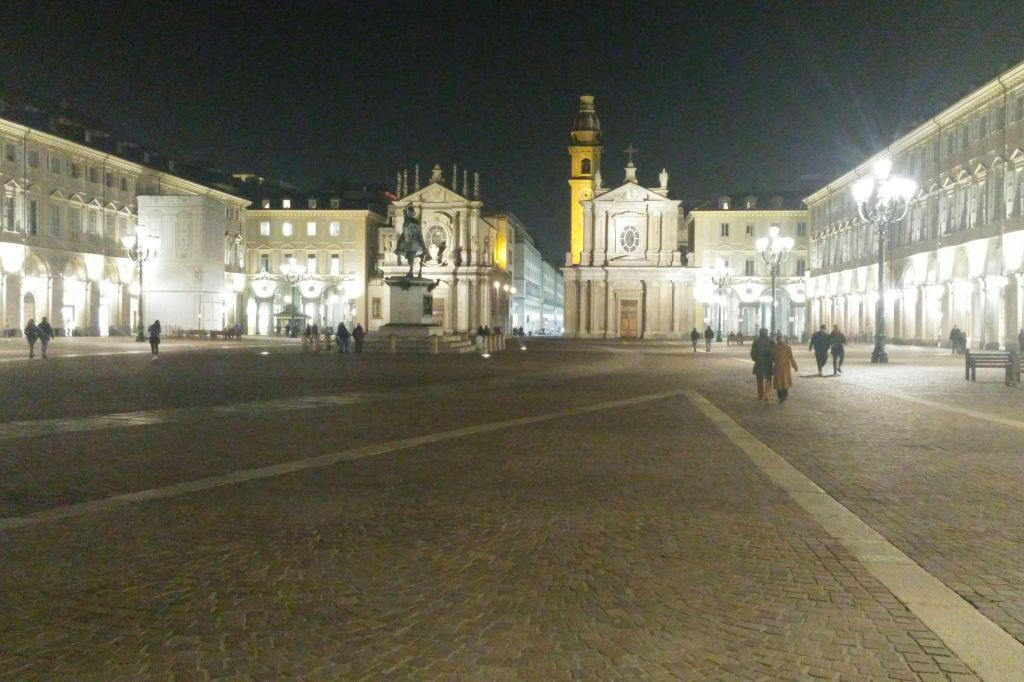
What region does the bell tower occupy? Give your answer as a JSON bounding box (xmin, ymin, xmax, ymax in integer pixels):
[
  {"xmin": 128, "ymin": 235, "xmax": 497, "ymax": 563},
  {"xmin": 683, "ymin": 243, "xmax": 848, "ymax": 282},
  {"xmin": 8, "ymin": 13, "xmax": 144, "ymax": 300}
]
[{"xmin": 568, "ymin": 95, "xmax": 602, "ymax": 265}]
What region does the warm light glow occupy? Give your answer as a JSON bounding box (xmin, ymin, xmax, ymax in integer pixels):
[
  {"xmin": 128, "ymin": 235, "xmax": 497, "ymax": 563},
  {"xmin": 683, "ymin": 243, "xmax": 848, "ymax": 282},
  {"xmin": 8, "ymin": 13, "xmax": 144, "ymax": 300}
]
[
  {"xmin": 768, "ymin": 225, "xmax": 780, "ymax": 238},
  {"xmin": 481, "ymin": 353, "xmax": 491, "ymax": 358},
  {"xmin": 852, "ymin": 177, "xmax": 875, "ymax": 204},
  {"xmin": 755, "ymin": 237, "xmax": 768, "ymax": 252},
  {"xmin": 493, "ymin": 281, "xmax": 501, "ymax": 290},
  {"xmin": 873, "ymin": 158, "xmax": 892, "ymax": 180}
]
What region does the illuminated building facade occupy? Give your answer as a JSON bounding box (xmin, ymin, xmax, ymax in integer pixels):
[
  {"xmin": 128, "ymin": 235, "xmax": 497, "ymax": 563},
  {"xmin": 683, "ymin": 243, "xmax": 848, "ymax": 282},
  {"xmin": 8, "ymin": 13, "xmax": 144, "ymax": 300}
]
[{"xmin": 806, "ymin": 59, "xmax": 1024, "ymax": 349}]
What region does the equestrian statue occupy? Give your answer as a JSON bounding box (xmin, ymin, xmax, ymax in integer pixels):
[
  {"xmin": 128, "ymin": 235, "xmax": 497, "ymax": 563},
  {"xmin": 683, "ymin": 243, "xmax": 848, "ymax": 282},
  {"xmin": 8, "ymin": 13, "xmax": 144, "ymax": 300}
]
[{"xmin": 394, "ymin": 204, "xmax": 431, "ymax": 278}]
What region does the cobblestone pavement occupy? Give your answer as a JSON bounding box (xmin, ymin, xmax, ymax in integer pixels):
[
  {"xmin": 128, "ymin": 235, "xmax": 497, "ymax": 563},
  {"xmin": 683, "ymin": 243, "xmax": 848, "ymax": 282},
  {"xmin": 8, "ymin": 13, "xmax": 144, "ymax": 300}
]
[{"xmin": 0, "ymin": 337, "xmax": 1018, "ymax": 679}]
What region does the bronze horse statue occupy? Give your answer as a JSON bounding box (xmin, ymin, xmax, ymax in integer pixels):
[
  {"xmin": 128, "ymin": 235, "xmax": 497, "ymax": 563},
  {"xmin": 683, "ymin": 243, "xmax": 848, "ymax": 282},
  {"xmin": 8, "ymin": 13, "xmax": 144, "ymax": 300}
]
[{"xmin": 395, "ymin": 204, "xmax": 430, "ymax": 278}]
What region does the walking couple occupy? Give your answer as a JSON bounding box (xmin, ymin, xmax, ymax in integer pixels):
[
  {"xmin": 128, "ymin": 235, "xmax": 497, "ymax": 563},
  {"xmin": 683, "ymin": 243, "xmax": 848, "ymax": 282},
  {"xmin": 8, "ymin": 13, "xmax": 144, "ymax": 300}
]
[
  {"xmin": 808, "ymin": 324, "xmax": 847, "ymax": 376},
  {"xmin": 750, "ymin": 328, "xmax": 798, "ymax": 403}
]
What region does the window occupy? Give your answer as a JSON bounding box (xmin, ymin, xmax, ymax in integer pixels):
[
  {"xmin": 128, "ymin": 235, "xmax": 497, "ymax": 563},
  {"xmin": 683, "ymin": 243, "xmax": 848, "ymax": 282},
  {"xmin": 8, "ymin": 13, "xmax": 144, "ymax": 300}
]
[
  {"xmin": 104, "ymin": 213, "xmax": 114, "ymax": 237},
  {"xmin": 88, "ymin": 210, "xmax": 97, "ymax": 233},
  {"xmin": 282, "ymin": 222, "xmax": 293, "ymax": 237},
  {"xmin": 259, "ymin": 221, "xmax": 270, "ymax": 236},
  {"xmin": 581, "ymin": 158, "xmax": 591, "ymax": 174},
  {"xmin": 308, "ymin": 198, "xmax": 317, "ymax": 209},
  {"xmin": 261, "ymin": 199, "xmax": 270, "ymax": 209},
  {"xmin": 259, "ymin": 253, "xmax": 270, "ymax": 272},
  {"xmin": 27, "ymin": 150, "xmax": 39, "ymax": 167},
  {"xmin": 745, "ymin": 224, "xmax": 753, "ymax": 236},
  {"xmin": 330, "ymin": 198, "xmax": 340, "ymax": 209},
  {"xmin": 330, "ymin": 253, "xmax": 340, "ymax": 275},
  {"xmin": 797, "ymin": 222, "xmax": 806, "ymax": 236},
  {"xmin": 719, "ymin": 223, "xmax": 729, "ymax": 237},
  {"xmin": 3, "ymin": 143, "xmax": 14, "ymax": 162},
  {"xmin": 946, "ymin": 132, "xmax": 955, "ymax": 156},
  {"xmin": 2, "ymin": 195, "xmax": 13, "ymax": 230},
  {"xmin": 979, "ymin": 116, "xmax": 988, "ymax": 139},
  {"xmin": 70, "ymin": 162, "xmax": 80, "ymax": 179},
  {"xmin": 283, "ymin": 253, "xmax": 294, "ymax": 267},
  {"xmin": 50, "ymin": 205, "xmax": 61, "ymax": 236},
  {"xmin": 70, "ymin": 206, "xmax": 81, "ymax": 233},
  {"xmin": 49, "ymin": 155, "xmax": 61, "ymax": 174},
  {"xmin": 120, "ymin": 177, "xmax": 128, "ymax": 191},
  {"xmin": 619, "ymin": 225, "xmax": 640, "ymax": 252},
  {"xmin": 372, "ymin": 297, "xmax": 382, "ymax": 319},
  {"xmin": 329, "ymin": 221, "xmax": 340, "ymax": 236},
  {"xmin": 27, "ymin": 199, "xmax": 38, "ymax": 235},
  {"xmin": 307, "ymin": 253, "xmax": 317, "ymax": 274},
  {"xmin": 89, "ymin": 167, "xmax": 99, "ymax": 183},
  {"xmin": 961, "ymin": 124, "xmax": 969, "ymax": 150},
  {"xmin": 744, "ymin": 259, "xmax": 754, "ymax": 276},
  {"xmin": 1015, "ymin": 96, "xmax": 1024, "ymax": 122},
  {"xmin": 282, "ymin": 198, "xmax": 291, "ymax": 209},
  {"xmin": 796, "ymin": 259, "xmax": 806, "ymax": 276},
  {"xmin": 306, "ymin": 221, "xmax": 316, "ymax": 236}
]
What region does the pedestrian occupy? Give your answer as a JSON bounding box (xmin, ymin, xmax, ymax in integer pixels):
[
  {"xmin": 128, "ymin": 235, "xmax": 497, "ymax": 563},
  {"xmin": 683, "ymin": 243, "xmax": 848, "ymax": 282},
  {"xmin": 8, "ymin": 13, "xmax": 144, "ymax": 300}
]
[
  {"xmin": 735, "ymin": 331, "xmax": 744, "ymax": 346},
  {"xmin": 957, "ymin": 327, "xmax": 967, "ymax": 354},
  {"xmin": 147, "ymin": 319, "xmax": 161, "ymax": 357},
  {"xmin": 772, "ymin": 333, "xmax": 799, "ymax": 402},
  {"xmin": 809, "ymin": 324, "xmax": 830, "ymax": 375},
  {"xmin": 690, "ymin": 327, "xmax": 700, "ymax": 352},
  {"xmin": 38, "ymin": 316, "xmax": 53, "ymax": 359},
  {"xmin": 727, "ymin": 331, "xmax": 735, "ymax": 346},
  {"xmin": 24, "ymin": 318, "xmax": 40, "ymax": 358},
  {"xmin": 311, "ymin": 322, "xmax": 320, "ymax": 352},
  {"xmin": 949, "ymin": 325, "xmax": 959, "ymax": 354},
  {"xmin": 750, "ymin": 328, "xmax": 774, "ymax": 402},
  {"xmin": 352, "ymin": 323, "xmax": 365, "ymax": 354},
  {"xmin": 323, "ymin": 325, "xmax": 332, "ymax": 351},
  {"xmin": 336, "ymin": 322, "xmax": 350, "ymax": 354},
  {"xmin": 704, "ymin": 325, "xmax": 714, "ymax": 351},
  {"xmin": 1018, "ymin": 328, "xmax": 1024, "ymax": 352},
  {"xmin": 829, "ymin": 324, "xmax": 847, "ymax": 375}
]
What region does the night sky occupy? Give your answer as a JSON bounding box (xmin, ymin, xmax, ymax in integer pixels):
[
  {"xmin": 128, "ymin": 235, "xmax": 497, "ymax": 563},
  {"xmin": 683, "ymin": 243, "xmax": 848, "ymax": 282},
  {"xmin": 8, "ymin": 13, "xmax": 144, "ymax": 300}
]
[{"xmin": 3, "ymin": 1, "xmax": 1023, "ymax": 262}]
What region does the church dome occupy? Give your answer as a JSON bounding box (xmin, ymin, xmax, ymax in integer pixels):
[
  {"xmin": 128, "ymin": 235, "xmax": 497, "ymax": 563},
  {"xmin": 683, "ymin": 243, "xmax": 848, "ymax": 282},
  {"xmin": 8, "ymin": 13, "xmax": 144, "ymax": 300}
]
[{"xmin": 570, "ymin": 95, "xmax": 602, "ymax": 145}]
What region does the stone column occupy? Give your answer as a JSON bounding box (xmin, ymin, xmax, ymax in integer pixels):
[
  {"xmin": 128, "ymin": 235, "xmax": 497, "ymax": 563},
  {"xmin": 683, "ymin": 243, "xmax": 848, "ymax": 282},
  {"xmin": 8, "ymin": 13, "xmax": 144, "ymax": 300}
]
[{"xmin": 49, "ymin": 277, "xmax": 64, "ymax": 331}]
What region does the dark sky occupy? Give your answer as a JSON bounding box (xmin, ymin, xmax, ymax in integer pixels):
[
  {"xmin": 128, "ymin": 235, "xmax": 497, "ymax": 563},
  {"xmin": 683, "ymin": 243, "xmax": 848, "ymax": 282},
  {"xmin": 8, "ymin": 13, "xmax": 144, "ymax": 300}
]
[{"xmin": 3, "ymin": 1, "xmax": 1023, "ymax": 262}]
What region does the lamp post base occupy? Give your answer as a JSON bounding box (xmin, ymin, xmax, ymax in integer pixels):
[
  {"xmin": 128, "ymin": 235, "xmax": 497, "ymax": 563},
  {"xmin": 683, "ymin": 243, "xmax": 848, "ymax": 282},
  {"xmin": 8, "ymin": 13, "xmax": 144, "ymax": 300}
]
[
  {"xmin": 716, "ymin": 329, "xmax": 722, "ymax": 342},
  {"xmin": 871, "ymin": 335, "xmax": 888, "ymax": 363}
]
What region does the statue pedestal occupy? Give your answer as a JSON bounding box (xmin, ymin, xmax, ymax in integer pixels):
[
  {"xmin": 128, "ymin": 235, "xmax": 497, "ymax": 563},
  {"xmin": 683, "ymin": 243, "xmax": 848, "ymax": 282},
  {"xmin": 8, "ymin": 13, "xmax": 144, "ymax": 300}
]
[{"xmin": 379, "ymin": 276, "xmax": 442, "ymax": 342}]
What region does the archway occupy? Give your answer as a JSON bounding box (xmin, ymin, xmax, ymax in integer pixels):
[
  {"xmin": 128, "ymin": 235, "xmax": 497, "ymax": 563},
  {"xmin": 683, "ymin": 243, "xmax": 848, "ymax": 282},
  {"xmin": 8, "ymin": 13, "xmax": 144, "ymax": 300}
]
[{"xmin": 22, "ymin": 292, "xmax": 35, "ymax": 324}]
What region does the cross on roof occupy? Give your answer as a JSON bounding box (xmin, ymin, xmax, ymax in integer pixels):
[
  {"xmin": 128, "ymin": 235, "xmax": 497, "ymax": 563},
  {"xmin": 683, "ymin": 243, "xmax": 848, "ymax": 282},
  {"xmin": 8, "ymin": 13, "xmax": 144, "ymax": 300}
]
[{"xmin": 623, "ymin": 143, "xmax": 638, "ymax": 165}]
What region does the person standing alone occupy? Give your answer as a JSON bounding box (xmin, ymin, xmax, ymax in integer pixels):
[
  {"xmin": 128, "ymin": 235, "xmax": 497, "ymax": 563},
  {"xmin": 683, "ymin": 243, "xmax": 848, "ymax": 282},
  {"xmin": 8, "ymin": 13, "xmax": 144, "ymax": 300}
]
[
  {"xmin": 772, "ymin": 333, "xmax": 798, "ymax": 402},
  {"xmin": 809, "ymin": 324, "xmax": 829, "ymax": 376},
  {"xmin": 147, "ymin": 320, "xmax": 161, "ymax": 357},
  {"xmin": 352, "ymin": 323, "xmax": 365, "ymax": 354},
  {"xmin": 336, "ymin": 322, "xmax": 350, "ymax": 354},
  {"xmin": 690, "ymin": 327, "xmax": 699, "ymax": 353},
  {"xmin": 704, "ymin": 325, "xmax": 714, "ymax": 352},
  {"xmin": 750, "ymin": 328, "xmax": 774, "ymax": 402},
  {"xmin": 829, "ymin": 324, "xmax": 847, "ymax": 374}
]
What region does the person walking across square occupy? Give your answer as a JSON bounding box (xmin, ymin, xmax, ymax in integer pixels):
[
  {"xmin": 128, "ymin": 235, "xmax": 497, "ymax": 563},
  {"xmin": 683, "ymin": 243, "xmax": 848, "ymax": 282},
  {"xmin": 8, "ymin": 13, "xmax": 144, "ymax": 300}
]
[
  {"xmin": 829, "ymin": 324, "xmax": 847, "ymax": 374},
  {"xmin": 24, "ymin": 319, "xmax": 40, "ymax": 359},
  {"xmin": 704, "ymin": 325, "xmax": 714, "ymax": 352},
  {"xmin": 772, "ymin": 333, "xmax": 798, "ymax": 402},
  {"xmin": 809, "ymin": 324, "xmax": 829, "ymax": 375},
  {"xmin": 750, "ymin": 328, "xmax": 774, "ymax": 402},
  {"xmin": 690, "ymin": 327, "xmax": 699, "ymax": 353},
  {"xmin": 352, "ymin": 323, "xmax": 365, "ymax": 354},
  {"xmin": 37, "ymin": 317, "xmax": 53, "ymax": 359},
  {"xmin": 336, "ymin": 322, "xmax": 350, "ymax": 354}
]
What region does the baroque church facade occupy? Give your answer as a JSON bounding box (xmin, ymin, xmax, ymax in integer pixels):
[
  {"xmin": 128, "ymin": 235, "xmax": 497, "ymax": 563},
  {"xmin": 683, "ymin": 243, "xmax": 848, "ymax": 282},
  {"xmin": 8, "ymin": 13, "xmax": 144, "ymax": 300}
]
[{"xmin": 562, "ymin": 96, "xmax": 696, "ymax": 338}]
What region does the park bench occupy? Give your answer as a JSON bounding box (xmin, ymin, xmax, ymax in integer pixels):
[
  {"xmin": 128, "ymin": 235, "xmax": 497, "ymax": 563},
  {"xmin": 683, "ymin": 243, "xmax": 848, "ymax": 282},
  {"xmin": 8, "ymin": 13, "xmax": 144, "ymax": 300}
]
[{"xmin": 964, "ymin": 349, "xmax": 1019, "ymax": 386}]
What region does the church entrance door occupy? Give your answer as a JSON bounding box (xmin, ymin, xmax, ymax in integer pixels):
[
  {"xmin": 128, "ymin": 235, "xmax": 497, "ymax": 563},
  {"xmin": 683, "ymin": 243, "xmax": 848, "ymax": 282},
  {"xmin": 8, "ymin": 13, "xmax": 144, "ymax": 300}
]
[{"xmin": 619, "ymin": 300, "xmax": 638, "ymax": 338}]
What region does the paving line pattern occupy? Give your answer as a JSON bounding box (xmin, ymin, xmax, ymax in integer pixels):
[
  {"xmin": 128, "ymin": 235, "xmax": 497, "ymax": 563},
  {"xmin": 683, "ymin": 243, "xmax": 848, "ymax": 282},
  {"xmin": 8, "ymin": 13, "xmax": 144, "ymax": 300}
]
[
  {"xmin": 0, "ymin": 389, "xmax": 686, "ymax": 532},
  {"xmin": 684, "ymin": 388, "xmax": 1024, "ymax": 682}
]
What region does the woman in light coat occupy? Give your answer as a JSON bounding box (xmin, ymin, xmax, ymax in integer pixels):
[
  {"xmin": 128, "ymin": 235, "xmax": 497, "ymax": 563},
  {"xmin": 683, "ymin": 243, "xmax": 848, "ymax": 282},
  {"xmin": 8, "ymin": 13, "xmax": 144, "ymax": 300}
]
[{"xmin": 771, "ymin": 333, "xmax": 798, "ymax": 402}]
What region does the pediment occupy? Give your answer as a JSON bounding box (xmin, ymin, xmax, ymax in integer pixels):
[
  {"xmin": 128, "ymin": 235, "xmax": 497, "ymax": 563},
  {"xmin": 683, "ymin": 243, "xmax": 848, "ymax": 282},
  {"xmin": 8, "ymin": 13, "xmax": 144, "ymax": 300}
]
[
  {"xmin": 595, "ymin": 182, "xmax": 676, "ymax": 205},
  {"xmin": 401, "ymin": 182, "xmax": 468, "ymax": 205}
]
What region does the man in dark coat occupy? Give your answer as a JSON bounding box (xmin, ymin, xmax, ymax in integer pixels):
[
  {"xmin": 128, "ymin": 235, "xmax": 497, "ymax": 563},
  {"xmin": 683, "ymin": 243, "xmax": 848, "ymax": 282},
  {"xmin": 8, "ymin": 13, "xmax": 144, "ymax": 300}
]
[
  {"xmin": 37, "ymin": 316, "xmax": 53, "ymax": 359},
  {"xmin": 352, "ymin": 323, "xmax": 366, "ymax": 354},
  {"xmin": 809, "ymin": 324, "xmax": 830, "ymax": 375},
  {"xmin": 704, "ymin": 325, "xmax": 714, "ymax": 351},
  {"xmin": 690, "ymin": 327, "xmax": 700, "ymax": 352},
  {"xmin": 336, "ymin": 322, "xmax": 350, "ymax": 354},
  {"xmin": 829, "ymin": 324, "xmax": 847, "ymax": 375},
  {"xmin": 750, "ymin": 328, "xmax": 775, "ymax": 401},
  {"xmin": 949, "ymin": 326, "xmax": 960, "ymax": 354}
]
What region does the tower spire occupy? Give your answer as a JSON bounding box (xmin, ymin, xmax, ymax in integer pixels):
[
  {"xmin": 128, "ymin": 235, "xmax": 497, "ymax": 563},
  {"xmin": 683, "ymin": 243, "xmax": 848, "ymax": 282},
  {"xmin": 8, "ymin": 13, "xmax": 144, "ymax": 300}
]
[{"xmin": 568, "ymin": 95, "xmax": 603, "ymax": 265}]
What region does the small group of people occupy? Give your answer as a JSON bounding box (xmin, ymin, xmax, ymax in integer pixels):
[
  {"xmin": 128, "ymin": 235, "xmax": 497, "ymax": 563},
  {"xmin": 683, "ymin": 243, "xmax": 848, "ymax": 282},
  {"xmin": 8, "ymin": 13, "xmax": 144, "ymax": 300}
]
[
  {"xmin": 477, "ymin": 325, "xmax": 504, "ymax": 337},
  {"xmin": 689, "ymin": 326, "xmax": 716, "ymax": 352},
  {"xmin": 808, "ymin": 324, "xmax": 847, "ymax": 375},
  {"xmin": 726, "ymin": 332, "xmax": 745, "ymax": 346},
  {"xmin": 333, "ymin": 322, "xmax": 365, "ymax": 354},
  {"xmin": 750, "ymin": 328, "xmax": 799, "ymax": 402},
  {"xmin": 23, "ymin": 317, "xmax": 54, "ymax": 359},
  {"xmin": 948, "ymin": 325, "xmax": 967, "ymax": 354}
]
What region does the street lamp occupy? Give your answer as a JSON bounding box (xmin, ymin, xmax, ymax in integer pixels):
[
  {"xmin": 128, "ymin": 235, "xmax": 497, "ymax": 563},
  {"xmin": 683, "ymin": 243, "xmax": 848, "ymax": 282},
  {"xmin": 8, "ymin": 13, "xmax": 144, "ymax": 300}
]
[
  {"xmin": 121, "ymin": 228, "xmax": 158, "ymax": 341},
  {"xmin": 706, "ymin": 260, "xmax": 733, "ymax": 341},
  {"xmin": 755, "ymin": 225, "xmax": 794, "ymax": 335},
  {"xmin": 281, "ymin": 259, "xmax": 306, "ymax": 333},
  {"xmin": 851, "ymin": 158, "xmax": 916, "ymax": 363}
]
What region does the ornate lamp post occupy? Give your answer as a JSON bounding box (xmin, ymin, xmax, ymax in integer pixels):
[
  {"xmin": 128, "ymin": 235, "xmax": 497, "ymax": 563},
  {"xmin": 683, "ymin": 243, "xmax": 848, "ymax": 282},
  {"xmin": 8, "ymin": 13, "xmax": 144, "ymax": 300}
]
[
  {"xmin": 281, "ymin": 259, "xmax": 306, "ymax": 332},
  {"xmin": 755, "ymin": 225, "xmax": 794, "ymax": 335},
  {"xmin": 851, "ymin": 158, "xmax": 916, "ymax": 363},
  {"xmin": 706, "ymin": 260, "xmax": 733, "ymax": 342},
  {"xmin": 121, "ymin": 228, "xmax": 158, "ymax": 341}
]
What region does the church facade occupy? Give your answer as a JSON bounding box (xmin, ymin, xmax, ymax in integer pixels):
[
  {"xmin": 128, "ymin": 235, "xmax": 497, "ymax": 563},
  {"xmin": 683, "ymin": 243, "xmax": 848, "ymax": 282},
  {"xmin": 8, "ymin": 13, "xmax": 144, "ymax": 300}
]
[{"xmin": 562, "ymin": 96, "xmax": 695, "ymax": 338}]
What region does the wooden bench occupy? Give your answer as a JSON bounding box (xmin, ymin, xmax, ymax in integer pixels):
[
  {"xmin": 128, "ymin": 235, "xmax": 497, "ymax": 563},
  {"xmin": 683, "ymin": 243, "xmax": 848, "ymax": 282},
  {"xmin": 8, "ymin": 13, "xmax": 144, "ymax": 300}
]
[{"xmin": 965, "ymin": 350, "xmax": 1019, "ymax": 386}]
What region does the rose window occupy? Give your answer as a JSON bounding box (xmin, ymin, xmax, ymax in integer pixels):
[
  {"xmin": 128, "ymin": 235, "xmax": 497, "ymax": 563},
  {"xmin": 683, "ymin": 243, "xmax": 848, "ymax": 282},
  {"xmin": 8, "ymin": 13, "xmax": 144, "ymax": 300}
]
[
  {"xmin": 619, "ymin": 225, "xmax": 640, "ymax": 252},
  {"xmin": 427, "ymin": 225, "xmax": 447, "ymax": 248}
]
